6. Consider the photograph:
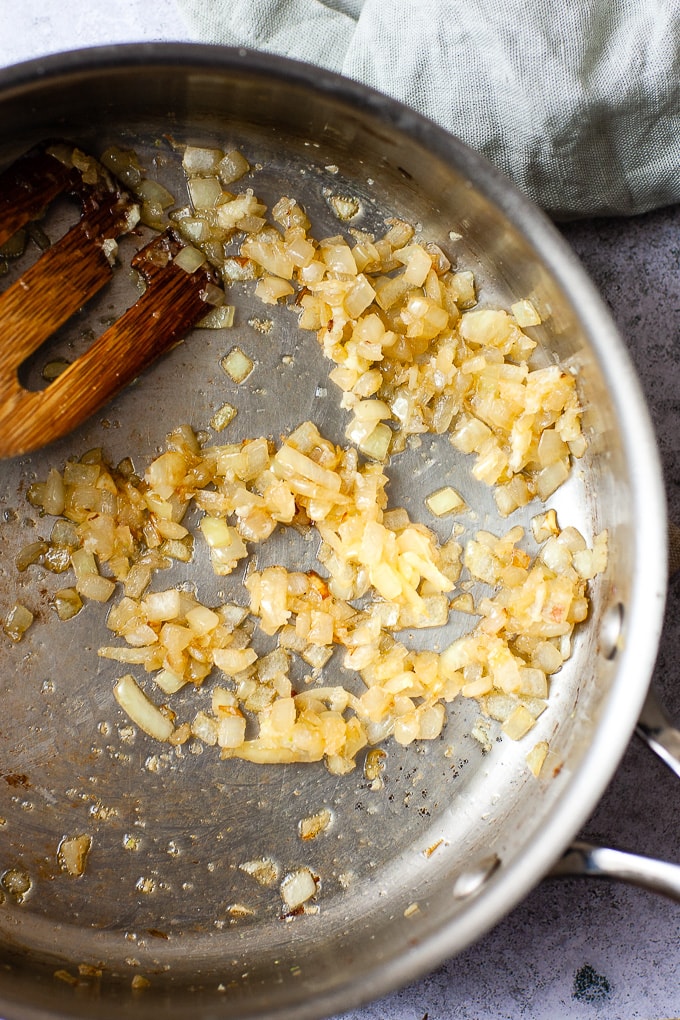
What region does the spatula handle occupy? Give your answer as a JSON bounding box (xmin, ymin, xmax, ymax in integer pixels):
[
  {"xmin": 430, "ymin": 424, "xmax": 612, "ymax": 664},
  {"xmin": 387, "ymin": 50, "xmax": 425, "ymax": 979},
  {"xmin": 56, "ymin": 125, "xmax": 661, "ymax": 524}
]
[
  {"xmin": 0, "ymin": 202, "xmax": 120, "ymax": 374},
  {"xmin": 0, "ymin": 145, "xmax": 74, "ymax": 247},
  {"xmin": 0, "ymin": 230, "xmax": 216, "ymax": 458}
]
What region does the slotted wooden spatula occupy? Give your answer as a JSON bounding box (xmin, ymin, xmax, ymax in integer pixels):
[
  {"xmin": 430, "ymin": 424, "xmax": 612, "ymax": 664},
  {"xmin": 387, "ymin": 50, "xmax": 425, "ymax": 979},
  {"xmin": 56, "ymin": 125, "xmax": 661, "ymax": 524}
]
[{"xmin": 0, "ymin": 142, "xmax": 219, "ymax": 459}]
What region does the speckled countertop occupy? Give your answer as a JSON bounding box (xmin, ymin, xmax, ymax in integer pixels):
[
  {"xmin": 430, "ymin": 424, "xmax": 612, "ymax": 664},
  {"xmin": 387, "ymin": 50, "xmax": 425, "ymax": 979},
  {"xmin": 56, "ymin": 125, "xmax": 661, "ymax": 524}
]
[{"xmin": 0, "ymin": 4, "xmax": 679, "ymax": 1018}]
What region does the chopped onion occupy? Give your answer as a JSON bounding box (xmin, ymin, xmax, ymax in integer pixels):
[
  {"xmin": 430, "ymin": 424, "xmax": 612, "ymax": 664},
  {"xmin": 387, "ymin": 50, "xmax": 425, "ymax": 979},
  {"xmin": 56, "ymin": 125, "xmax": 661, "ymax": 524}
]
[
  {"xmin": 3, "ymin": 602, "xmax": 34, "ymax": 641},
  {"xmin": 255, "ymin": 276, "xmax": 294, "ymax": 304},
  {"xmin": 425, "ymin": 486, "xmax": 465, "ymax": 517},
  {"xmin": 209, "ymin": 402, "xmax": 237, "ymax": 431},
  {"xmin": 154, "ymin": 667, "xmax": 186, "ymax": 695},
  {"xmin": 199, "ymin": 283, "xmax": 226, "ymax": 308},
  {"xmin": 217, "ymin": 149, "xmax": 250, "ymax": 185},
  {"xmin": 501, "ymin": 703, "xmax": 536, "ymax": 741},
  {"xmin": 526, "ymin": 739, "xmax": 550, "ymax": 776},
  {"xmin": 173, "ymin": 245, "xmax": 207, "ymax": 274},
  {"xmin": 298, "ymin": 808, "xmax": 332, "ymax": 840},
  {"xmin": 76, "ymin": 573, "xmax": 116, "ymax": 603},
  {"xmin": 113, "ymin": 674, "xmax": 175, "ymax": 741},
  {"xmin": 22, "ymin": 147, "xmax": 601, "ymax": 775},
  {"xmin": 188, "ymin": 176, "xmax": 223, "ymax": 210},
  {"xmin": 53, "ymin": 587, "xmax": 83, "ymax": 621},
  {"xmin": 198, "ymin": 305, "xmax": 235, "ymax": 329},
  {"xmin": 357, "ymin": 422, "xmax": 392, "ymax": 461},
  {"xmin": 15, "ymin": 540, "xmax": 48, "ymax": 572},
  {"xmin": 136, "ymin": 178, "xmax": 175, "ymax": 209},
  {"xmin": 183, "ymin": 146, "xmax": 224, "ymax": 175},
  {"xmin": 280, "ymin": 867, "xmax": 317, "ymax": 909},
  {"xmin": 221, "ymin": 347, "xmax": 254, "ymax": 383},
  {"xmin": 511, "ymin": 298, "xmax": 541, "ymax": 327}
]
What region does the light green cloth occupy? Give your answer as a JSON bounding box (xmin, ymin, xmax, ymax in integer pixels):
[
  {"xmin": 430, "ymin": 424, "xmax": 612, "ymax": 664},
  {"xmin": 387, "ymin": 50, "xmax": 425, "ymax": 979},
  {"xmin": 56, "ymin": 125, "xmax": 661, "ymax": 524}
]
[{"xmin": 178, "ymin": 0, "xmax": 680, "ymax": 218}]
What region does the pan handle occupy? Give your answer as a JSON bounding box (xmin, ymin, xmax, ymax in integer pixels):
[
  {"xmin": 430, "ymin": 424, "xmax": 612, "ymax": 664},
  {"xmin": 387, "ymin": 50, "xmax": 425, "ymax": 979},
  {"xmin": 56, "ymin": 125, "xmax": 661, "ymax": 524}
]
[
  {"xmin": 635, "ymin": 685, "xmax": 680, "ymax": 779},
  {"xmin": 550, "ymin": 687, "xmax": 680, "ymax": 901},
  {"xmin": 549, "ymin": 683, "xmax": 680, "ymax": 899},
  {"xmin": 551, "ymin": 841, "xmax": 680, "ymax": 902}
]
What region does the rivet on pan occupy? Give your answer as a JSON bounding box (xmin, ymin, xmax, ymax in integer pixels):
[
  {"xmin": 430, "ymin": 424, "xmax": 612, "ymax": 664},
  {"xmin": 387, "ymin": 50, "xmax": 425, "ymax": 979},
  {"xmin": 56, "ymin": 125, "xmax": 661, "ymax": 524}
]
[
  {"xmin": 600, "ymin": 602, "xmax": 625, "ymax": 661},
  {"xmin": 452, "ymin": 854, "xmax": 500, "ymax": 899}
]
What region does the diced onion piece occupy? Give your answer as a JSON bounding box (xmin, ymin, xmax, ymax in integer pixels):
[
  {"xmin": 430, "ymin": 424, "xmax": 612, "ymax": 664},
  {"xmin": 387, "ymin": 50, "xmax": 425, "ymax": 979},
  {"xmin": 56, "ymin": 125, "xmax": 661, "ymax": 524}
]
[
  {"xmin": 450, "ymin": 593, "xmax": 475, "ymax": 614},
  {"xmin": 531, "ymin": 509, "xmax": 560, "ymax": 543},
  {"xmin": 352, "ymin": 399, "xmax": 391, "ymax": 423},
  {"xmin": 511, "ymin": 298, "xmax": 541, "ymax": 327},
  {"xmin": 76, "ymin": 573, "xmax": 116, "ymax": 602},
  {"xmin": 573, "ymin": 530, "xmax": 608, "ymax": 580},
  {"xmin": 216, "ymin": 709, "xmax": 247, "ymax": 748},
  {"xmin": 3, "ymin": 602, "xmax": 34, "ymax": 641},
  {"xmin": 188, "ymin": 176, "xmax": 222, "ymax": 210},
  {"xmin": 425, "ymin": 486, "xmax": 465, "ymax": 517},
  {"xmin": 397, "ymin": 595, "xmax": 449, "ymax": 630},
  {"xmin": 217, "ymin": 149, "xmax": 250, "ymax": 185},
  {"xmin": 328, "ymin": 194, "xmax": 360, "ymax": 221},
  {"xmin": 64, "ymin": 461, "xmax": 100, "ymax": 486},
  {"xmin": 210, "ymin": 403, "xmax": 237, "ymax": 431},
  {"xmin": 182, "ymin": 146, "xmax": 224, "ymax": 175},
  {"xmin": 537, "ymin": 429, "xmax": 569, "ymax": 467},
  {"xmin": 280, "ymin": 867, "xmax": 317, "ymax": 909},
  {"xmin": 15, "ymin": 540, "xmax": 48, "ymax": 572},
  {"xmin": 177, "ymin": 217, "xmax": 211, "ymax": 244},
  {"xmin": 136, "ymin": 178, "xmax": 175, "ymax": 209},
  {"xmin": 124, "ymin": 563, "xmax": 153, "ymax": 599},
  {"xmin": 535, "ymin": 459, "xmax": 570, "ymax": 500},
  {"xmin": 298, "ymin": 808, "xmax": 332, "ymax": 840},
  {"xmin": 357, "ymin": 422, "xmax": 392, "ymax": 461},
  {"xmin": 526, "ymin": 739, "xmax": 550, "ymax": 776},
  {"xmin": 99, "ymin": 646, "xmax": 158, "ymax": 665},
  {"xmin": 99, "ymin": 146, "xmax": 143, "ymax": 188},
  {"xmin": 154, "ymin": 668, "xmax": 187, "ymax": 695},
  {"xmin": 396, "ymin": 244, "xmax": 433, "ymax": 286},
  {"xmin": 192, "ymin": 711, "xmax": 218, "ymax": 744},
  {"xmin": 186, "ymin": 605, "xmax": 219, "ymax": 635},
  {"xmin": 448, "ymin": 271, "xmax": 476, "ymax": 307},
  {"xmin": 501, "ymin": 704, "xmax": 536, "ymax": 741},
  {"xmin": 113, "ymin": 674, "xmax": 175, "ymax": 741},
  {"xmin": 255, "ymin": 276, "xmax": 294, "ymax": 304},
  {"xmin": 344, "ymin": 275, "xmax": 376, "ymax": 318},
  {"xmin": 201, "ymin": 518, "xmax": 237, "ymax": 548},
  {"xmin": 173, "ymin": 245, "xmax": 207, "ymax": 274},
  {"xmin": 144, "ymin": 588, "xmax": 181, "ymax": 622},
  {"xmin": 43, "ymin": 468, "xmax": 66, "ymax": 515},
  {"xmin": 200, "ymin": 283, "xmax": 226, "ymax": 308},
  {"xmin": 53, "ymin": 587, "xmax": 83, "ymax": 621},
  {"xmin": 242, "ymin": 238, "xmax": 294, "ymax": 279},
  {"xmin": 221, "ymin": 347, "xmax": 254, "ymax": 383},
  {"xmin": 239, "ymin": 857, "xmax": 279, "ymax": 886},
  {"xmin": 198, "ymin": 305, "xmax": 235, "ymax": 329},
  {"xmin": 213, "ymin": 647, "xmax": 258, "ymax": 675}
]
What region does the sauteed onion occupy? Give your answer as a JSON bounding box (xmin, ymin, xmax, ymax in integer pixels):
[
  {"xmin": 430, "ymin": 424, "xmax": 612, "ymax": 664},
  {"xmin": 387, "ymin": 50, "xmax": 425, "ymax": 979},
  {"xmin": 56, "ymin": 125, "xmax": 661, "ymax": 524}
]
[{"xmin": 16, "ymin": 143, "xmax": 607, "ymax": 775}]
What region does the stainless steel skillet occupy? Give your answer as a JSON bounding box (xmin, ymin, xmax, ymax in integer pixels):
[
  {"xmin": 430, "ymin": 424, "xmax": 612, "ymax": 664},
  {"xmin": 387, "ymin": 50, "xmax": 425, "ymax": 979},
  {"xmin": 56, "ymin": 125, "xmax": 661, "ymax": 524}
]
[{"xmin": 0, "ymin": 43, "xmax": 672, "ymax": 1020}]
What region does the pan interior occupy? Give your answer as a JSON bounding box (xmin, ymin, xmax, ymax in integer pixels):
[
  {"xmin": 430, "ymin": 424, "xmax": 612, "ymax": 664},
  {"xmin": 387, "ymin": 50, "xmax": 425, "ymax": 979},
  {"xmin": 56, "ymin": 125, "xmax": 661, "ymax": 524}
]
[{"xmin": 0, "ymin": 51, "xmax": 656, "ymax": 1020}]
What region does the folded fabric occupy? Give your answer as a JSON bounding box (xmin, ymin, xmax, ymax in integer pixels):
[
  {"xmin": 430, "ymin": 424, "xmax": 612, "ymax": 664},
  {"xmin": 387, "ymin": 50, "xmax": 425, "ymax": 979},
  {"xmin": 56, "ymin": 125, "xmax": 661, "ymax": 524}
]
[{"xmin": 177, "ymin": 0, "xmax": 680, "ymax": 218}]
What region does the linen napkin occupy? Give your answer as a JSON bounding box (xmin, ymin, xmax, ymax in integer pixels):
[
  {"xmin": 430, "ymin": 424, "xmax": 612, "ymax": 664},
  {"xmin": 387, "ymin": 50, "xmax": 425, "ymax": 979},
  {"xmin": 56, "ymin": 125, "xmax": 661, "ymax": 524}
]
[{"xmin": 177, "ymin": 0, "xmax": 680, "ymax": 218}]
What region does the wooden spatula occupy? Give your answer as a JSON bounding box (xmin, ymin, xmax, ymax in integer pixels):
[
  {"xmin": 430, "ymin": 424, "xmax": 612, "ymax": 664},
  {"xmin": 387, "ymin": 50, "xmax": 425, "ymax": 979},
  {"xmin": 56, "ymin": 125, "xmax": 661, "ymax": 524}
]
[{"xmin": 0, "ymin": 142, "xmax": 219, "ymax": 459}]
